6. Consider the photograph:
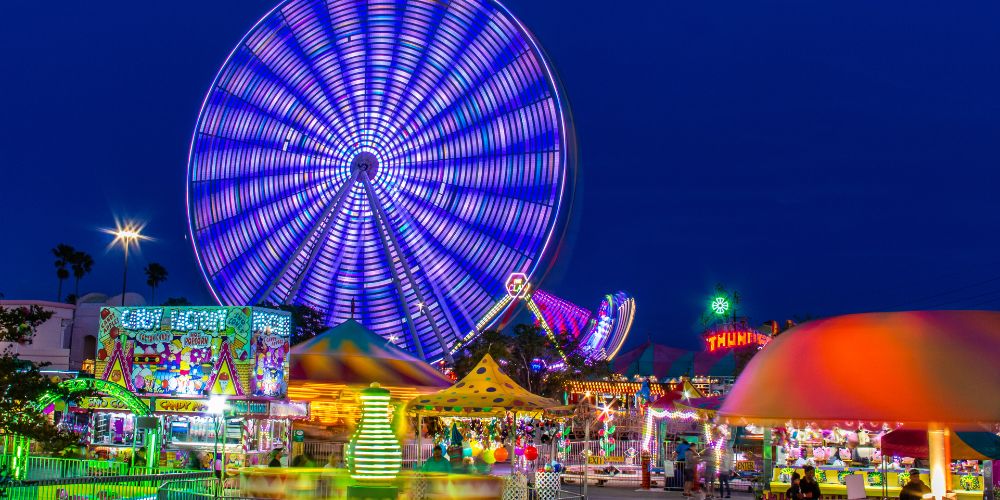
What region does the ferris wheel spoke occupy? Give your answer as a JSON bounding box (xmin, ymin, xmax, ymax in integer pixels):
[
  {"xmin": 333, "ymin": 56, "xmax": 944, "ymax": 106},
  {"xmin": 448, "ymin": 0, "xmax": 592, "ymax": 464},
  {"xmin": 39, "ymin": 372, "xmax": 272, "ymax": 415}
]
[
  {"xmin": 369, "ymin": 1, "xmax": 464, "ymax": 151},
  {"xmin": 274, "ymin": 5, "xmax": 371, "ymax": 153},
  {"xmin": 217, "ymin": 46, "xmax": 355, "ymax": 156},
  {"xmin": 198, "ymin": 86, "xmax": 348, "ymax": 161},
  {"xmin": 383, "ymin": 179, "xmax": 533, "ymax": 313},
  {"xmin": 355, "ymin": 183, "xmax": 427, "ymax": 359},
  {"xmin": 359, "ymin": 0, "xmax": 439, "ymax": 153},
  {"xmin": 257, "ymin": 169, "xmax": 362, "ymax": 303},
  {"xmin": 366, "ymin": 181, "xmax": 482, "ymax": 342},
  {"xmin": 390, "ymin": 91, "xmax": 556, "ymax": 173},
  {"xmin": 381, "ymin": 13, "xmax": 538, "ymax": 158},
  {"xmin": 197, "ymin": 182, "xmax": 340, "ymax": 305},
  {"xmin": 194, "ymin": 173, "xmax": 342, "ymax": 276},
  {"xmin": 389, "ymin": 40, "xmax": 550, "ymax": 158},
  {"xmin": 360, "ymin": 173, "xmax": 454, "ymax": 361}
]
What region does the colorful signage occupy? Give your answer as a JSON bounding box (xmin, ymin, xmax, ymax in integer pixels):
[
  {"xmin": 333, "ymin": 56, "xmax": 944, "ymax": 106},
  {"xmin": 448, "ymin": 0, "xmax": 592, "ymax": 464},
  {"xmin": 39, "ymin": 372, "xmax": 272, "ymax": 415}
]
[
  {"xmin": 704, "ymin": 325, "xmax": 770, "ymax": 353},
  {"xmin": 95, "ymin": 306, "xmax": 291, "ymax": 399},
  {"xmin": 77, "ymin": 396, "xmax": 274, "ymax": 416}
]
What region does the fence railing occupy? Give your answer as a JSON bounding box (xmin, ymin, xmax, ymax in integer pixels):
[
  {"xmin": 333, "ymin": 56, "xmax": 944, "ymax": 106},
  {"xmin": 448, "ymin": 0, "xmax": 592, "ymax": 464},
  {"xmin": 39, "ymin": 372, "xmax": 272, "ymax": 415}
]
[
  {"xmin": 0, "ymin": 453, "xmax": 202, "ymax": 481},
  {"xmin": 302, "ymin": 441, "xmax": 443, "ymax": 470},
  {"xmin": 1, "ymin": 471, "xmax": 214, "ymax": 500},
  {"xmin": 156, "ymin": 477, "xmax": 220, "ymax": 500}
]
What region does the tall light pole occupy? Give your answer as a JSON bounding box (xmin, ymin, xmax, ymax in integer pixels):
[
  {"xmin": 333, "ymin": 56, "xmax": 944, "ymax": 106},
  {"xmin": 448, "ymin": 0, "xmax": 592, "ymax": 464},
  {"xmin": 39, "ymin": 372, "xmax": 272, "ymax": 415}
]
[{"xmin": 106, "ymin": 223, "xmax": 145, "ymax": 306}]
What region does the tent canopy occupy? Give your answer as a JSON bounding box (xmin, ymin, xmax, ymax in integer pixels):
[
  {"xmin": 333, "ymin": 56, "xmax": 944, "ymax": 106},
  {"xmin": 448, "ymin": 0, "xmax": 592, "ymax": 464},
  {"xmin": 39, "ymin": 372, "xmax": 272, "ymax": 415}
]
[
  {"xmin": 675, "ymin": 394, "xmax": 725, "ymax": 417},
  {"xmin": 882, "ymin": 430, "xmax": 1000, "ymax": 460},
  {"xmin": 290, "ymin": 320, "xmax": 451, "ymax": 388},
  {"xmin": 719, "ymin": 311, "xmax": 1000, "ymax": 429},
  {"xmin": 614, "ymin": 341, "xmax": 734, "ymax": 378},
  {"xmin": 407, "ymin": 354, "xmax": 559, "ymax": 417}
]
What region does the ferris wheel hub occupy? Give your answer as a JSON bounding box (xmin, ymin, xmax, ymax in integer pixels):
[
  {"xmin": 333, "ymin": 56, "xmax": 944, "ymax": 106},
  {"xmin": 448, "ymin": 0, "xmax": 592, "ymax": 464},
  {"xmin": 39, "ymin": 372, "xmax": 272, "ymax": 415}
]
[{"xmin": 352, "ymin": 151, "xmax": 379, "ymax": 178}]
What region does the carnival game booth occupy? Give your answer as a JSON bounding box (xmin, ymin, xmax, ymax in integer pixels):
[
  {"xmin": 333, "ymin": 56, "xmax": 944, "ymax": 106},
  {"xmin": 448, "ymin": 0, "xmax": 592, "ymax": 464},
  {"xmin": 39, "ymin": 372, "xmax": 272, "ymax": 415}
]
[
  {"xmin": 719, "ymin": 311, "xmax": 1000, "ymax": 500},
  {"xmin": 288, "ymin": 320, "xmax": 451, "ymax": 442},
  {"xmin": 406, "ymin": 354, "xmax": 561, "ymax": 498},
  {"xmin": 89, "ymin": 306, "xmax": 306, "ymax": 469}
]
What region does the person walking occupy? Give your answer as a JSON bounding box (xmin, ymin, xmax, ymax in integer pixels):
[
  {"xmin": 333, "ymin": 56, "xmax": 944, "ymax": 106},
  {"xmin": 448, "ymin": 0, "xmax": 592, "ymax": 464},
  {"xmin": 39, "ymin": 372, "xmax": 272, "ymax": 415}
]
[
  {"xmin": 675, "ymin": 438, "xmax": 691, "ymax": 494},
  {"xmin": 684, "ymin": 444, "xmax": 701, "ymax": 497},
  {"xmin": 718, "ymin": 446, "xmax": 733, "ymax": 498},
  {"xmin": 900, "ymin": 469, "xmax": 931, "ymax": 500}
]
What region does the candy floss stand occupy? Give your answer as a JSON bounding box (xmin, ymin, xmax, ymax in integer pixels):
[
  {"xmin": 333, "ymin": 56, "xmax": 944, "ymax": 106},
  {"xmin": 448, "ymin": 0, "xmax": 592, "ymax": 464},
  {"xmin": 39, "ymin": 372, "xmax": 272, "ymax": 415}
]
[{"xmin": 88, "ymin": 306, "xmax": 307, "ymax": 469}]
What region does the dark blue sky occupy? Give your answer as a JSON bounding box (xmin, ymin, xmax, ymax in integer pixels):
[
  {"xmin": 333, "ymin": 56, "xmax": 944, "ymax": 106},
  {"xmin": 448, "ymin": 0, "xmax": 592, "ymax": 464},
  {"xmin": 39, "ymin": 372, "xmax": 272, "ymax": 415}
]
[{"xmin": 2, "ymin": 1, "xmax": 998, "ymax": 350}]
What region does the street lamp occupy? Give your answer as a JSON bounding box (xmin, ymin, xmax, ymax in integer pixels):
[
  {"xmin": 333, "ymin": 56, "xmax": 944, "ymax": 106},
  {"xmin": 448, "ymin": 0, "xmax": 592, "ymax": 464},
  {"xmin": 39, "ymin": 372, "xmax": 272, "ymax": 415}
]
[{"xmin": 103, "ymin": 221, "xmax": 147, "ymax": 306}]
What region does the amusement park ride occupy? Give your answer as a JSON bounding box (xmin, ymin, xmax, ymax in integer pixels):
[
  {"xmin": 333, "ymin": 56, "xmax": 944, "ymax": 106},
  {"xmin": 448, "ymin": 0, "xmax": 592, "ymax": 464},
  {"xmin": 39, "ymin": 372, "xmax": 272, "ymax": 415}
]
[
  {"xmin": 184, "ymin": 0, "xmax": 633, "ymax": 364},
  {"xmin": 450, "ymin": 273, "xmax": 635, "ymax": 363},
  {"xmin": 185, "ymin": 0, "xmax": 576, "ymax": 364}
]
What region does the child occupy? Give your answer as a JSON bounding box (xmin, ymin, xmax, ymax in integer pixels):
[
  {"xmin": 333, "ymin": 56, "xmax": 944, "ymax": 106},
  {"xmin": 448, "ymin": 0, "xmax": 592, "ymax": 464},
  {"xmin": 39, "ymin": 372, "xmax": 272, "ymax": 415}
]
[{"xmin": 787, "ymin": 472, "xmax": 803, "ymax": 500}]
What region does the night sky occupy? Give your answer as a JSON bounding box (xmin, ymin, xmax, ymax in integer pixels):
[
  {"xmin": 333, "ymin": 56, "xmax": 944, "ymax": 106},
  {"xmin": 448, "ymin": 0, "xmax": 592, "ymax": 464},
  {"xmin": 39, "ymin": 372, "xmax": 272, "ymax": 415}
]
[{"xmin": 2, "ymin": 1, "xmax": 998, "ymax": 351}]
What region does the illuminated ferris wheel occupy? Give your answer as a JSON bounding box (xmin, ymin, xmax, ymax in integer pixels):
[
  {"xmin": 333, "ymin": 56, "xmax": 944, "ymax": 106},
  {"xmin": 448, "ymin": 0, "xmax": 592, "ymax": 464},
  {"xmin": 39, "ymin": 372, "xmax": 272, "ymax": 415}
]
[{"xmin": 186, "ymin": 0, "xmax": 573, "ymax": 362}]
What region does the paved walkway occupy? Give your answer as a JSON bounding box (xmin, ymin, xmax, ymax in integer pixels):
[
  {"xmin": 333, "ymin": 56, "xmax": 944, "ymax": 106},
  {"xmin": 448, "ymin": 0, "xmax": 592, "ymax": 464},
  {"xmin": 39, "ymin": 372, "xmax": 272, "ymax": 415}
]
[{"xmin": 582, "ymin": 488, "xmax": 755, "ymax": 499}]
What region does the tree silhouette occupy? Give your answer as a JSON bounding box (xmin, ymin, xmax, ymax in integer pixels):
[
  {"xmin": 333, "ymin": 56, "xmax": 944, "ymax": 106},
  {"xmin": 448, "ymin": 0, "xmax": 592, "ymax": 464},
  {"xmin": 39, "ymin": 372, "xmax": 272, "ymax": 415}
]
[
  {"xmin": 51, "ymin": 244, "xmax": 76, "ymax": 302},
  {"xmin": 163, "ymin": 297, "xmax": 192, "ymax": 306},
  {"xmin": 452, "ymin": 324, "xmax": 610, "ymax": 398},
  {"xmin": 144, "ymin": 262, "xmax": 168, "ymax": 304},
  {"xmin": 256, "ymin": 302, "xmax": 327, "ymax": 345},
  {"xmin": 69, "ymin": 250, "xmax": 94, "ymax": 301},
  {"xmin": 0, "ymin": 305, "xmax": 92, "ymax": 451}
]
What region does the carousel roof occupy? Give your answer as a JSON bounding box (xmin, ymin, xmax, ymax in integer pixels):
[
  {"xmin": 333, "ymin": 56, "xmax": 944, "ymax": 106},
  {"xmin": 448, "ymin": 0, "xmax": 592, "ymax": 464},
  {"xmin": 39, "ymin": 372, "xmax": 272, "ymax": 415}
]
[
  {"xmin": 289, "ymin": 319, "xmax": 451, "ymax": 388},
  {"xmin": 719, "ymin": 311, "xmax": 1000, "ymax": 429}
]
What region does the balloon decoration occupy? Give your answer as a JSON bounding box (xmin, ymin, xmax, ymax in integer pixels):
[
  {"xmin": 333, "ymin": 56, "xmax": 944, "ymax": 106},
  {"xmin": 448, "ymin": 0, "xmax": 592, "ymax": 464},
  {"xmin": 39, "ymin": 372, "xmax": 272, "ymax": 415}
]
[
  {"xmin": 494, "ymin": 446, "xmax": 509, "ymax": 463},
  {"xmin": 462, "ymin": 447, "xmax": 473, "ymax": 458},
  {"xmin": 482, "ymin": 448, "xmax": 496, "ymax": 465},
  {"xmin": 471, "ymin": 442, "xmax": 483, "ymax": 457},
  {"xmin": 524, "ymin": 446, "xmax": 538, "ymax": 461},
  {"xmin": 514, "ymin": 446, "xmax": 524, "ymax": 457}
]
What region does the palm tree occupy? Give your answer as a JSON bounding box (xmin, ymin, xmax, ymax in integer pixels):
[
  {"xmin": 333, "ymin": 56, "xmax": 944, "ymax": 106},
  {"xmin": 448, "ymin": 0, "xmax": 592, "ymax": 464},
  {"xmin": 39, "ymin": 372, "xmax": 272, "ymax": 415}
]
[
  {"xmin": 70, "ymin": 250, "xmax": 94, "ymax": 301},
  {"xmin": 144, "ymin": 263, "xmax": 168, "ymax": 304},
  {"xmin": 52, "ymin": 244, "xmax": 76, "ymax": 302}
]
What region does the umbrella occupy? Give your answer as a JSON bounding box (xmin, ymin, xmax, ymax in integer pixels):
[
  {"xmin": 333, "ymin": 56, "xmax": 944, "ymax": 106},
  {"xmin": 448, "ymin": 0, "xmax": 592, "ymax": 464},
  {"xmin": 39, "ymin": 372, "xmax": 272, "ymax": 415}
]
[{"xmin": 718, "ymin": 311, "xmax": 1000, "ymax": 499}]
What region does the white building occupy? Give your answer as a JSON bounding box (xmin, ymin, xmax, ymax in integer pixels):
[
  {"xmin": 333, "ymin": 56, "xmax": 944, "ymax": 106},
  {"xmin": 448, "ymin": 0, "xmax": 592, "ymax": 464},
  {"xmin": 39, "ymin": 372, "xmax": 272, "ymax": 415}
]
[
  {"xmin": 0, "ymin": 300, "xmax": 74, "ymax": 370},
  {"xmin": 0, "ymin": 292, "xmax": 148, "ymax": 373},
  {"xmin": 68, "ymin": 292, "xmax": 146, "ymax": 371}
]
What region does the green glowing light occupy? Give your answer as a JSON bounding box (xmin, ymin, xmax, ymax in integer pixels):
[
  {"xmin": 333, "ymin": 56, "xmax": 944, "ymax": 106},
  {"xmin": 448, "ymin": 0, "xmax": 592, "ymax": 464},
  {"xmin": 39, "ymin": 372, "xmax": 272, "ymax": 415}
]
[{"xmin": 711, "ymin": 297, "xmax": 730, "ymax": 315}]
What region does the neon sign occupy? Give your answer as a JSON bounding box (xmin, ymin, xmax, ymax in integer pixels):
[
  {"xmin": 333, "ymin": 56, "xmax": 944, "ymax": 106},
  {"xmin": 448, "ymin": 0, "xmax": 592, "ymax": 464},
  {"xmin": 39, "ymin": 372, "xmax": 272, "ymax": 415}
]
[
  {"xmin": 711, "ymin": 297, "xmax": 730, "ymax": 315},
  {"xmin": 506, "ymin": 273, "xmax": 529, "ymax": 298},
  {"xmin": 705, "ymin": 326, "xmax": 770, "ymax": 352}
]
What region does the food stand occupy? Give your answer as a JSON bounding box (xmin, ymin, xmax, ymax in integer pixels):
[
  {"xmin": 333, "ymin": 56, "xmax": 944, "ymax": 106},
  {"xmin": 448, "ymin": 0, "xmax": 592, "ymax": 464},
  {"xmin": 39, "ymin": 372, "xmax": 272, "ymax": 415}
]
[
  {"xmin": 719, "ymin": 311, "xmax": 1000, "ymax": 500},
  {"xmin": 87, "ymin": 306, "xmax": 307, "ymax": 468},
  {"xmin": 406, "ymin": 354, "xmax": 561, "ymax": 498}
]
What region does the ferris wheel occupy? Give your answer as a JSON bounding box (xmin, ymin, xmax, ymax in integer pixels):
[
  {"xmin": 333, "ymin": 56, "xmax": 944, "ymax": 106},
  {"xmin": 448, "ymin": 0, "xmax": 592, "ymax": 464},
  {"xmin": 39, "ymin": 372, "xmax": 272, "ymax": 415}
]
[{"xmin": 186, "ymin": 0, "xmax": 573, "ymax": 362}]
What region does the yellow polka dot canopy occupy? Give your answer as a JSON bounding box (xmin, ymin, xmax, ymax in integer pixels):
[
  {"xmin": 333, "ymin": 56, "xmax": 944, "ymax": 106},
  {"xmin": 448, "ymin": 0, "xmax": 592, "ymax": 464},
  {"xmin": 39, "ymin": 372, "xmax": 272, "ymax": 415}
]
[{"xmin": 406, "ymin": 353, "xmax": 558, "ymax": 416}]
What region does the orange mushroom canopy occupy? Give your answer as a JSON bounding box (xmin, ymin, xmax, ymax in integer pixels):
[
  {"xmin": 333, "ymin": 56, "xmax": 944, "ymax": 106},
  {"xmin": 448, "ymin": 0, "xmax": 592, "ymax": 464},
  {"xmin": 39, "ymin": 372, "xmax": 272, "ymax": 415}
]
[{"xmin": 719, "ymin": 311, "xmax": 1000, "ymax": 429}]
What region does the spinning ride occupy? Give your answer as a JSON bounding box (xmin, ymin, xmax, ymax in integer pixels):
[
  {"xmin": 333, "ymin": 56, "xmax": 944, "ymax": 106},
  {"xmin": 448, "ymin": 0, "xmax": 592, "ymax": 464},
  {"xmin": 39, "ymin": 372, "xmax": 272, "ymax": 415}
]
[
  {"xmin": 455, "ymin": 274, "xmax": 635, "ymax": 361},
  {"xmin": 187, "ymin": 0, "xmax": 574, "ymax": 362}
]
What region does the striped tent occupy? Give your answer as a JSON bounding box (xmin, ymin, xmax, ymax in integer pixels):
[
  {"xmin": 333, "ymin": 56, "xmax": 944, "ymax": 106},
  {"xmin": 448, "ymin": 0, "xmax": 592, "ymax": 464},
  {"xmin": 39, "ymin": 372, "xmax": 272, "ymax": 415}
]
[
  {"xmin": 613, "ymin": 341, "xmax": 735, "ymax": 378},
  {"xmin": 289, "ymin": 320, "xmax": 450, "ymax": 387}
]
